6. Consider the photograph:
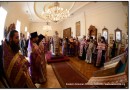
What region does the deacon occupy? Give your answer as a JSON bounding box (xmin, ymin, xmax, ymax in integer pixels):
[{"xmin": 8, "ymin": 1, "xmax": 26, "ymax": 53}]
[{"xmin": 27, "ymin": 32, "xmax": 46, "ymax": 84}]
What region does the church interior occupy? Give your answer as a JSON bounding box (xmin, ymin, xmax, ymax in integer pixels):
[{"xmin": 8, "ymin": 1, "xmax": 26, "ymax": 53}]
[{"xmin": 0, "ymin": 1, "xmax": 128, "ymax": 88}]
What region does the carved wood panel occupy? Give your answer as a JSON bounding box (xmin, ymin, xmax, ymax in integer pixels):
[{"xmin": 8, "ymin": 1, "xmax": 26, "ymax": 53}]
[
  {"xmin": 88, "ymin": 25, "xmax": 97, "ymax": 39},
  {"xmin": 76, "ymin": 21, "xmax": 80, "ymax": 36}
]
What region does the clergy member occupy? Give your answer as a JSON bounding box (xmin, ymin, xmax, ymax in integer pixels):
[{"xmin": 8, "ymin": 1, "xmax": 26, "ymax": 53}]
[
  {"xmin": 38, "ymin": 34, "xmax": 47, "ymax": 79},
  {"xmin": 3, "ymin": 30, "xmax": 35, "ymax": 87},
  {"xmin": 28, "ymin": 32, "xmax": 46, "ymax": 84},
  {"xmin": 85, "ymin": 37, "xmax": 94, "ymax": 63},
  {"xmin": 79, "ymin": 35, "xmax": 87, "ymax": 60},
  {"xmin": 96, "ymin": 36, "xmax": 107, "ymax": 67},
  {"xmin": 51, "ymin": 31, "xmax": 60, "ymax": 56},
  {"xmin": 62, "ymin": 38, "xmax": 67, "ymax": 56}
]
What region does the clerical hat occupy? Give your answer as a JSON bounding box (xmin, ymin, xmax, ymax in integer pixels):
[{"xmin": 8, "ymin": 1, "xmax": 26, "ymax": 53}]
[
  {"xmin": 90, "ymin": 37, "xmax": 93, "ymax": 39},
  {"xmin": 38, "ymin": 34, "xmax": 45, "ymax": 40},
  {"xmin": 30, "ymin": 32, "xmax": 38, "ymax": 38}
]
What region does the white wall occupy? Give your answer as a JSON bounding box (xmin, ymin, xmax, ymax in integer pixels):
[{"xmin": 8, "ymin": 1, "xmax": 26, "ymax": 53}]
[
  {"xmin": 61, "ymin": 2, "xmax": 128, "ymax": 43},
  {"xmin": 1, "ymin": 2, "xmax": 127, "ymax": 42},
  {"xmin": 84, "ymin": 2, "xmax": 127, "ymax": 40},
  {"xmin": 61, "ymin": 13, "xmax": 86, "ymax": 39},
  {"xmin": 1, "ymin": 2, "xmax": 30, "ymax": 38}
]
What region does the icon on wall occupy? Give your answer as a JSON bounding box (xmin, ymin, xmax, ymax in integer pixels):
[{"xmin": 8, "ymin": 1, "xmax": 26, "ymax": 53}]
[
  {"xmin": 76, "ymin": 21, "xmax": 80, "ymax": 36},
  {"xmin": 109, "ymin": 34, "xmax": 113, "ymax": 44}
]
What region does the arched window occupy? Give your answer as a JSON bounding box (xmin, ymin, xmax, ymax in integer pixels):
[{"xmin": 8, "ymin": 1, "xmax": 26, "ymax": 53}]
[
  {"xmin": 0, "ymin": 6, "xmax": 7, "ymax": 45},
  {"xmin": 16, "ymin": 20, "xmax": 21, "ymax": 37},
  {"xmin": 25, "ymin": 26, "xmax": 27, "ymax": 32},
  {"xmin": 115, "ymin": 28, "xmax": 122, "ymax": 43},
  {"xmin": 102, "ymin": 27, "xmax": 108, "ymax": 43},
  {"xmin": 27, "ymin": 32, "xmax": 30, "ymax": 39}
]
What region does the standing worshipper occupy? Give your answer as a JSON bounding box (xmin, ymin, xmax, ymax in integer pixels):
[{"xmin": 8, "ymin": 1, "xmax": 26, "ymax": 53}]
[
  {"xmin": 37, "ymin": 34, "xmax": 47, "ymax": 81},
  {"xmin": 25, "ymin": 36, "xmax": 30, "ymax": 57},
  {"xmin": 51, "ymin": 31, "xmax": 60, "ymax": 56},
  {"xmin": 27, "ymin": 32, "xmax": 46, "ymax": 84},
  {"xmin": 96, "ymin": 36, "xmax": 107, "ymax": 67},
  {"xmin": 22, "ymin": 34, "xmax": 27, "ymax": 56},
  {"xmin": 79, "ymin": 35, "xmax": 87, "ymax": 60},
  {"xmin": 117, "ymin": 42, "xmax": 122, "ymax": 55},
  {"xmin": 74, "ymin": 37, "xmax": 80, "ymax": 56},
  {"xmin": 3, "ymin": 30, "xmax": 35, "ymax": 88},
  {"xmin": 50, "ymin": 37, "xmax": 54, "ymax": 53},
  {"xmin": 65, "ymin": 37, "xmax": 69, "ymax": 55},
  {"xmin": 92, "ymin": 38, "xmax": 98, "ymax": 66},
  {"xmin": 111, "ymin": 40, "xmax": 116, "ymax": 58},
  {"xmin": 19, "ymin": 33, "xmax": 23, "ymax": 54},
  {"xmin": 69, "ymin": 37, "xmax": 74, "ymax": 56},
  {"xmin": 20, "ymin": 34, "xmax": 27, "ymax": 56},
  {"xmin": 46, "ymin": 36, "xmax": 50, "ymax": 51},
  {"xmin": 62, "ymin": 38, "xmax": 67, "ymax": 56},
  {"xmin": 42, "ymin": 36, "xmax": 48, "ymax": 53},
  {"xmin": 85, "ymin": 37, "xmax": 94, "ymax": 63}
]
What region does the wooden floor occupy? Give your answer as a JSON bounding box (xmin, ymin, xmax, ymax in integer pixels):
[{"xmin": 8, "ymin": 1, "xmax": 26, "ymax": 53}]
[{"xmin": 36, "ymin": 56, "xmax": 99, "ymax": 88}]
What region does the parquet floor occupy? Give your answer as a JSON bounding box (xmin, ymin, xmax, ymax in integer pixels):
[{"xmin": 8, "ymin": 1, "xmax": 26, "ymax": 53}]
[{"xmin": 36, "ymin": 56, "xmax": 99, "ymax": 88}]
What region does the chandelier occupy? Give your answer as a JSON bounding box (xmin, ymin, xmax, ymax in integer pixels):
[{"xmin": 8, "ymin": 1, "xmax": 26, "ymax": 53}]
[
  {"xmin": 43, "ymin": 22, "xmax": 52, "ymax": 31},
  {"xmin": 34, "ymin": 2, "xmax": 75, "ymax": 23},
  {"xmin": 42, "ymin": 2, "xmax": 70, "ymax": 22}
]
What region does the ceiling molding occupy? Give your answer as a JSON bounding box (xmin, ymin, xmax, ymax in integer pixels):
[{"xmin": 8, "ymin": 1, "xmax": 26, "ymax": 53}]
[{"xmin": 70, "ymin": 2, "xmax": 90, "ymax": 14}]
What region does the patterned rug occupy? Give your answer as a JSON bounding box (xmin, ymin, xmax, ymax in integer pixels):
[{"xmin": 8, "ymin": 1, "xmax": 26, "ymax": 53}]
[
  {"xmin": 46, "ymin": 51, "xmax": 69, "ymax": 63},
  {"xmin": 51, "ymin": 62, "xmax": 96, "ymax": 88}
]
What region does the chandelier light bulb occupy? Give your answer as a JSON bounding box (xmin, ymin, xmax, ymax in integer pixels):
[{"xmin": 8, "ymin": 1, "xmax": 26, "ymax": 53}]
[{"xmin": 42, "ymin": 2, "xmax": 70, "ymax": 23}]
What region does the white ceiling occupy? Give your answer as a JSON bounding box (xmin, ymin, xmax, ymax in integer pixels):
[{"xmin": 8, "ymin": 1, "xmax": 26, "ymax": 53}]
[{"xmin": 5, "ymin": 2, "xmax": 90, "ymax": 23}]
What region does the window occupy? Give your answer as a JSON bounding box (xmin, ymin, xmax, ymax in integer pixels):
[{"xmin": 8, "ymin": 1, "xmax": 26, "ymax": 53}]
[
  {"xmin": 27, "ymin": 32, "xmax": 30, "ymax": 39},
  {"xmin": 0, "ymin": 7, "xmax": 7, "ymax": 45},
  {"xmin": 102, "ymin": 31, "xmax": 107, "ymax": 40},
  {"xmin": 116, "ymin": 32, "xmax": 121, "ymax": 41},
  {"xmin": 16, "ymin": 20, "xmax": 21, "ymax": 37},
  {"xmin": 25, "ymin": 26, "xmax": 27, "ymax": 32},
  {"xmin": 102, "ymin": 27, "xmax": 108, "ymax": 43},
  {"xmin": 115, "ymin": 28, "xmax": 122, "ymax": 43}
]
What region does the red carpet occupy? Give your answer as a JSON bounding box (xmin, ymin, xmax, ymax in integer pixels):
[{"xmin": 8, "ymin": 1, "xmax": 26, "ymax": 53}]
[
  {"xmin": 51, "ymin": 62, "xmax": 96, "ymax": 88},
  {"xmin": 46, "ymin": 51, "xmax": 69, "ymax": 63}
]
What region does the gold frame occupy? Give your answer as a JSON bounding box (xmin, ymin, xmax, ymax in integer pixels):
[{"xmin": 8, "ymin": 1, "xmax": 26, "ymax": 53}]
[
  {"xmin": 109, "ymin": 34, "xmax": 113, "ymax": 44},
  {"xmin": 76, "ymin": 21, "xmax": 80, "ymax": 36},
  {"xmin": 122, "ymin": 33, "xmax": 125, "ymax": 45},
  {"xmin": 98, "ymin": 33, "xmax": 101, "ymax": 42}
]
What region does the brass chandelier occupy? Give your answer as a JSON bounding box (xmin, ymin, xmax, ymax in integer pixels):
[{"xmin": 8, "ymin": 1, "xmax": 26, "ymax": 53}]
[{"xmin": 34, "ymin": 2, "xmax": 75, "ymax": 23}]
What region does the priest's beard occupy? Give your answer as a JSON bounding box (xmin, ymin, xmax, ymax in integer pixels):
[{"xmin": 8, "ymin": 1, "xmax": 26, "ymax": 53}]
[{"xmin": 10, "ymin": 41, "xmax": 20, "ymax": 53}]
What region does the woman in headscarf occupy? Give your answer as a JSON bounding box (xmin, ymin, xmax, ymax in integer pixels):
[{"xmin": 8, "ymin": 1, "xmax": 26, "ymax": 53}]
[{"xmin": 96, "ymin": 36, "xmax": 107, "ymax": 67}]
